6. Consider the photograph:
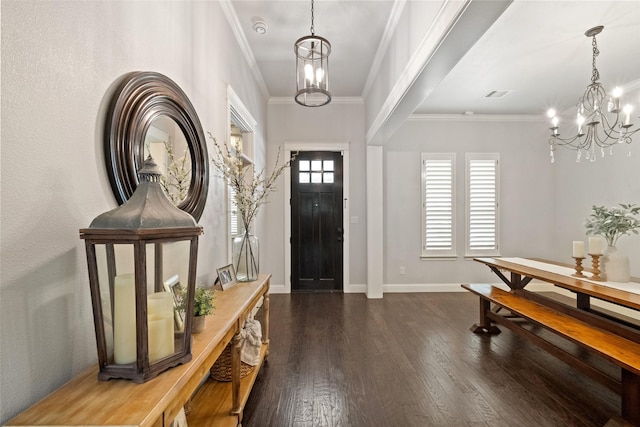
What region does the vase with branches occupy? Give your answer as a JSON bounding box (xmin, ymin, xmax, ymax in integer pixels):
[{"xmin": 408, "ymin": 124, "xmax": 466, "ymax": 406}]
[{"xmin": 209, "ymin": 133, "xmax": 294, "ymax": 281}]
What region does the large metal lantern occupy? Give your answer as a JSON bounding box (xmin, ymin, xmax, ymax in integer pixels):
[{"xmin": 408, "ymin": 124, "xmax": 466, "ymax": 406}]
[{"xmin": 80, "ymin": 156, "xmax": 203, "ymax": 383}]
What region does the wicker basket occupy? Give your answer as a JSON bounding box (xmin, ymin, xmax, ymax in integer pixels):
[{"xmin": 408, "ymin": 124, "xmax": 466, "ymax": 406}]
[{"xmin": 210, "ymin": 344, "xmax": 254, "ymax": 382}]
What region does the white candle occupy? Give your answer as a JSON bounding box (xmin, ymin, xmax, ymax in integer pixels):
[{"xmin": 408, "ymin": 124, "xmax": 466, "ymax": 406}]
[
  {"xmin": 114, "ymin": 274, "xmax": 136, "ymax": 364},
  {"xmin": 572, "ymin": 241, "xmax": 585, "ymax": 258},
  {"xmin": 588, "ymin": 237, "xmax": 602, "ymax": 255},
  {"xmin": 148, "ymin": 292, "xmax": 174, "ymax": 362}
]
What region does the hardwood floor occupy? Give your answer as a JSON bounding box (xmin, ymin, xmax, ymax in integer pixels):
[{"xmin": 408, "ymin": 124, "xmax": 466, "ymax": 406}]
[{"xmin": 242, "ymin": 293, "xmax": 620, "ymax": 426}]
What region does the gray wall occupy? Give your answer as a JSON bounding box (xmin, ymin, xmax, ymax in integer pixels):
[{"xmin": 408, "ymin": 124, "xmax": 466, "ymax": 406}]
[
  {"xmin": 1, "ymin": 1, "xmax": 267, "ymax": 422},
  {"xmin": 264, "ymin": 101, "xmax": 368, "ymax": 289},
  {"xmin": 383, "ymin": 117, "xmax": 556, "ymax": 288}
]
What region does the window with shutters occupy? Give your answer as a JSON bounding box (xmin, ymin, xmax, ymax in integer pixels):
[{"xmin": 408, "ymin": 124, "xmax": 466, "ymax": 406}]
[
  {"xmin": 465, "ymin": 153, "xmax": 500, "ymax": 256},
  {"xmin": 229, "ymin": 185, "xmax": 239, "ymax": 237},
  {"xmin": 421, "ymin": 153, "xmax": 456, "ymax": 257}
]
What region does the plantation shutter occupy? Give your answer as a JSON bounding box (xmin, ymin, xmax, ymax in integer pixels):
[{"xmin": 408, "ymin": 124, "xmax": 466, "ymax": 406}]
[
  {"xmin": 466, "ymin": 154, "xmax": 499, "ymax": 255},
  {"xmin": 229, "ymin": 186, "xmax": 239, "ymax": 237},
  {"xmin": 421, "ymin": 154, "xmax": 456, "ymax": 257}
]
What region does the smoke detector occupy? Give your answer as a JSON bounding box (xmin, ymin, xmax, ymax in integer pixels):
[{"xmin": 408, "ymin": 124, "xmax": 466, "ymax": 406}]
[{"xmin": 252, "ymin": 17, "xmax": 268, "ymax": 35}]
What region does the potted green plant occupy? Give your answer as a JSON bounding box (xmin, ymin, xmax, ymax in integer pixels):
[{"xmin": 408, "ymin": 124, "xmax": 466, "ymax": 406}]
[
  {"xmin": 179, "ymin": 286, "xmax": 216, "ymax": 334},
  {"xmin": 585, "ymin": 203, "xmax": 640, "ymax": 282}
]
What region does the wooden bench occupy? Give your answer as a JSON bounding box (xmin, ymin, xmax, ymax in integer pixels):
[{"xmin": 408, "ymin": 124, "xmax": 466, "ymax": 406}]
[{"xmin": 462, "ymin": 283, "xmax": 640, "ymax": 426}]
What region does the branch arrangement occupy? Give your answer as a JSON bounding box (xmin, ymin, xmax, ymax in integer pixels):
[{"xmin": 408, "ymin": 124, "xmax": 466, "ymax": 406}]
[{"xmin": 208, "ymin": 132, "xmax": 294, "ymax": 230}]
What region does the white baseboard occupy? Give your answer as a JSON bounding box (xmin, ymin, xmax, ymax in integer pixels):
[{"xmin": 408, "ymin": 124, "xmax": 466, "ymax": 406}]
[
  {"xmin": 269, "ymin": 283, "xmax": 287, "ymax": 294},
  {"xmin": 267, "ymin": 283, "xmax": 367, "ymax": 294},
  {"xmin": 267, "ymin": 282, "xmax": 558, "ymax": 294},
  {"xmin": 383, "ymin": 282, "xmax": 556, "ymax": 293},
  {"xmin": 345, "ymin": 284, "xmax": 366, "ymax": 293}
]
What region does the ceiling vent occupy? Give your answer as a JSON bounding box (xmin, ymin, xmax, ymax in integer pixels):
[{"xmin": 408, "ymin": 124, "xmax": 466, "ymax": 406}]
[{"xmin": 484, "ymin": 90, "xmax": 511, "ymax": 98}]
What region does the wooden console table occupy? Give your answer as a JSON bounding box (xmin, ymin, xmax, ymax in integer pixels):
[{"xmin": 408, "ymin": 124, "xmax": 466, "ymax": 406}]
[{"xmin": 5, "ymin": 274, "xmax": 271, "ymax": 427}]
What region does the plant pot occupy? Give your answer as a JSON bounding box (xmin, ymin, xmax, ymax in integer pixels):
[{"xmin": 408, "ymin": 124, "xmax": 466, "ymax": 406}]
[
  {"xmin": 603, "ymin": 246, "xmax": 630, "ymax": 282},
  {"xmin": 192, "ymin": 315, "xmax": 206, "ymax": 334}
]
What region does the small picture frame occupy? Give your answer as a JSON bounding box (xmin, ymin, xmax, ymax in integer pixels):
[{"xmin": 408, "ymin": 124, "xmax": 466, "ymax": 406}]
[
  {"xmin": 217, "ymin": 264, "xmax": 237, "ymax": 290},
  {"xmin": 163, "ymin": 274, "xmax": 184, "ymax": 331}
]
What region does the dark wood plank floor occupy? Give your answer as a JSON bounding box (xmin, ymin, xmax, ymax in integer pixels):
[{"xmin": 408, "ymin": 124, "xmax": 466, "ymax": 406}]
[{"xmin": 243, "ymin": 292, "xmax": 620, "ymax": 426}]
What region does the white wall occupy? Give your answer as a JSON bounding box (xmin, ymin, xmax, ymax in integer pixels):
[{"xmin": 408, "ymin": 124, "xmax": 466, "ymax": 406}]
[
  {"xmin": 383, "ymin": 117, "xmax": 555, "ymax": 288},
  {"xmin": 264, "ymin": 101, "xmax": 367, "ymax": 289},
  {"xmin": 0, "ymin": 1, "xmax": 267, "ymax": 422}
]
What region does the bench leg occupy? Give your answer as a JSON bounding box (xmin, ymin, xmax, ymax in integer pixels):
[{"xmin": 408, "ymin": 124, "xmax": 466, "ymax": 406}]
[
  {"xmin": 622, "ymin": 369, "xmax": 640, "ymax": 426},
  {"xmin": 470, "ymin": 297, "xmax": 501, "ymax": 334}
]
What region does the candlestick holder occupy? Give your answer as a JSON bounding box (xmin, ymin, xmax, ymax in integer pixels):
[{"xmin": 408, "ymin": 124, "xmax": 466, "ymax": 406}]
[
  {"xmin": 571, "ymin": 257, "xmax": 586, "ymax": 277},
  {"xmin": 589, "ymin": 253, "xmax": 604, "ymax": 281}
]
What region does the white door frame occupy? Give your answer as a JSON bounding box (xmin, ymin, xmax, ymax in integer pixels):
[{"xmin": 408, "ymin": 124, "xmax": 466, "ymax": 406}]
[{"xmin": 283, "ymin": 141, "xmax": 350, "ymax": 294}]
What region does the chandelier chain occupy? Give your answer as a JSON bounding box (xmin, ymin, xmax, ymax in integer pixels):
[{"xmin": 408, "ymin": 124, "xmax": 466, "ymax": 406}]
[
  {"xmin": 591, "ymin": 35, "xmax": 600, "ymax": 83},
  {"xmin": 310, "ymin": 0, "xmax": 315, "ymax": 35}
]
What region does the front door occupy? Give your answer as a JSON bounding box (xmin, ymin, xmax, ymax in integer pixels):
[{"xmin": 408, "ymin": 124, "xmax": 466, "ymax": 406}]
[{"xmin": 291, "ymin": 151, "xmax": 344, "ymax": 292}]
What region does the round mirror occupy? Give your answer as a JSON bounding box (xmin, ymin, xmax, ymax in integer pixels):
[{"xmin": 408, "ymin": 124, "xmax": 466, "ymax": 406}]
[{"xmin": 105, "ymin": 71, "xmax": 208, "ymax": 221}]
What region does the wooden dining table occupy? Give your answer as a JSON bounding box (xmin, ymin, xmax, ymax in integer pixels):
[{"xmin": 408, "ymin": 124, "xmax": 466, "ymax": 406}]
[
  {"xmin": 471, "ymin": 257, "xmax": 640, "ymax": 425},
  {"xmin": 475, "ymin": 256, "xmax": 640, "ymax": 320}
]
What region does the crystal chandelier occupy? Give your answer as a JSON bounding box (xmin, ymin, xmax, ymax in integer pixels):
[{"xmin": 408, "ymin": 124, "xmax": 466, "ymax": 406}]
[
  {"xmin": 294, "ymin": 0, "xmax": 331, "ymax": 107},
  {"xmin": 547, "ymin": 26, "xmax": 638, "ymax": 163}
]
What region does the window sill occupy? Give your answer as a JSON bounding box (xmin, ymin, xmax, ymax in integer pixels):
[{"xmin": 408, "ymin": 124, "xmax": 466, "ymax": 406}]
[{"xmin": 420, "ymin": 255, "xmax": 458, "ymax": 261}]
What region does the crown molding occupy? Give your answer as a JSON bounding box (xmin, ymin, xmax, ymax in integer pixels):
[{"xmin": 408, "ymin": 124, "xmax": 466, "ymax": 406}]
[
  {"xmin": 220, "ymin": 0, "xmax": 270, "ymax": 100},
  {"xmin": 365, "ymin": 0, "xmax": 472, "ymax": 144},
  {"xmin": 408, "ymin": 113, "xmax": 543, "ymax": 122},
  {"xmin": 362, "ymin": 0, "xmax": 407, "ymax": 98}
]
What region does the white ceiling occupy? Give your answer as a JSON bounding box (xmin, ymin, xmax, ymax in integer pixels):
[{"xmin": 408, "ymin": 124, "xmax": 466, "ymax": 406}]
[{"xmin": 230, "ymin": 0, "xmax": 640, "ymax": 117}]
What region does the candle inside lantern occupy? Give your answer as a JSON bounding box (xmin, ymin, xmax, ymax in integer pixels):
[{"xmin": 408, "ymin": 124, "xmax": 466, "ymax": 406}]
[
  {"xmin": 113, "ymin": 274, "xmax": 136, "ymax": 364},
  {"xmin": 572, "ymin": 241, "xmax": 585, "ymax": 258},
  {"xmin": 588, "ymin": 237, "xmax": 602, "ymax": 255},
  {"xmin": 148, "ymin": 292, "xmax": 174, "ymax": 362}
]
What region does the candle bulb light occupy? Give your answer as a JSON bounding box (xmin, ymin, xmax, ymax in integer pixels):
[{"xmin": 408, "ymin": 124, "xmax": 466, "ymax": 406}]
[{"xmin": 623, "ymin": 104, "xmax": 633, "ymax": 126}]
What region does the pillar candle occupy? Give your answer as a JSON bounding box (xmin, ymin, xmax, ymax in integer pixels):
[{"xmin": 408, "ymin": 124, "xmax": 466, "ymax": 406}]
[
  {"xmin": 572, "ymin": 241, "xmax": 585, "ymax": 258},
  {"xmin": 588, "ymin": 237, "xmax": 602, "ymax": 255},
  {"xmin": 114, "ymin": 274, "xmax": 136, "ymax": 364},
  {"xmin": 148, "ymin": 292, "xmax": 174, "ymax": 362}
]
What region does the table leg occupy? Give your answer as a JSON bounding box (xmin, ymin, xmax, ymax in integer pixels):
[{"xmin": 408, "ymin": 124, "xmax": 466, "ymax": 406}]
[
  {"xmin": 264, "ymin": 292, "xmax": 270, "ymax": 358},
  {"xmin": 470, "ymin": 297, "xmax": 501, "ymax": 334},
  {"xmin": 231, "ymin": 328, "xmax": 242, "ymax": 415},
  {"xmin": 577, "ymin": 293, "xmax": 591, "ymax": 311}
]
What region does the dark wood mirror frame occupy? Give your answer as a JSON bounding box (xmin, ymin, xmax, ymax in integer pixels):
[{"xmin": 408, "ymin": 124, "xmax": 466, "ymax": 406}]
[{"xmin": 105, "ymin": 71, "xmax": 209, "ymax": 221}]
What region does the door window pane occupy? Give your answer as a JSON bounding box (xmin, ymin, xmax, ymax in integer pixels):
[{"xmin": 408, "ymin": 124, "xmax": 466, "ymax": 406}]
[
  {"xmin": 311, "ymin": 160, "xmax": 322, "ymax": 171},
  {"xmin": 299, "ymin": 160, "xmax": 310, "ymax": 171},
  {"xmin": 299, "ymin": 172, "xmax": 310, "ymax": 183},
  {"xmin": 311, "ymin": 172, "xmax": 322, "ymax": 183},
  {"xmin": 323, "ymin": 172, "xmax": 334, "ymax": 183},
  {"xmin": 323, "ymin": 160, "xmax": 334, "ymax": 171}
]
